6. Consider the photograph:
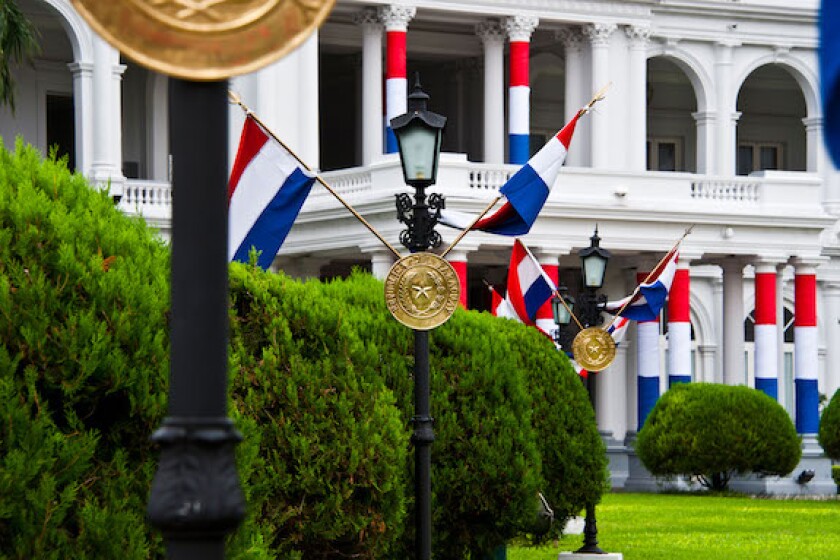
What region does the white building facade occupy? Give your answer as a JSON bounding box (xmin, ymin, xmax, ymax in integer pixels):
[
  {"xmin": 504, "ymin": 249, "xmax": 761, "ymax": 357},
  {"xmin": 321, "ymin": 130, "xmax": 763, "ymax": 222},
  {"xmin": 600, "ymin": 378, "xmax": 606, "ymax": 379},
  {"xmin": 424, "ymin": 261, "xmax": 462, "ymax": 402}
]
[{"xmin": 5, "ymin": 0, "xmax": 840, "ymax": 491}]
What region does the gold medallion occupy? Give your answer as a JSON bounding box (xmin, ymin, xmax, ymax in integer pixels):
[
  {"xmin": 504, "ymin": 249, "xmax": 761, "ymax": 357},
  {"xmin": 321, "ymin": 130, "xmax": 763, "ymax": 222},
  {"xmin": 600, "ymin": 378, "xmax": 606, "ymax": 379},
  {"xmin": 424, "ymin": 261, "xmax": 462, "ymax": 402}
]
[
  {"xmin": 72, "ymin": 0, "xmax": 336, "ymax": 80},
  {"xmin": 572, "ymin": 327, "xmax": 616, "ymax": 372},
  {"xmin": 384, "ymin": 253, "xmax": 461, "ymax": 331}
]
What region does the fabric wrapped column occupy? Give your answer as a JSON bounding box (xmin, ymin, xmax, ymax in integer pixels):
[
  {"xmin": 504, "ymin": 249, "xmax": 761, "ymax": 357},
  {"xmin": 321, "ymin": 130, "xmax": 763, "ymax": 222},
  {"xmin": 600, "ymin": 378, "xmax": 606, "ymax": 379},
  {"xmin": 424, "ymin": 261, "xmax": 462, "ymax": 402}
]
[
  {"xmin": 503, "ymin": 15, "xmax": 539, "ymax": 165},
  {"xmin": 446, "ymin": 249, "xmax": 469, "ymax": 308},
  {"xmin": 754, "ymin": 261, "xmax": 780, "ymax": 399},
  {"xmin": 793, "ymin": 259, "xmax": 820, "ymax": 434},
  {"xmin": 636, "ymin": 270, "xmax": 660, "ymax": 429},
  {"xmin": 667, "ymin": 257, "xmax": 692, "ymax": 387},
  {"xmin": 379, "ymin": 5, "xmax": 416, "ymax": 153}
]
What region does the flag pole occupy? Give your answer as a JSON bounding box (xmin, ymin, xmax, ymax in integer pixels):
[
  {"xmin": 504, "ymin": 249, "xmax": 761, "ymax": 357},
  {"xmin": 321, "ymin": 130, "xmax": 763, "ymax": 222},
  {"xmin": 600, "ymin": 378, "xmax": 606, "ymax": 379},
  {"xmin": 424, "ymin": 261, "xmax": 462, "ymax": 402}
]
[
  {"xmin": 440, "ymin": 83, "xmax": 611, "ymax": 259},
  {"xmin": 518, "ymin": 239, "xmax": 587, "ymax": 332},
  {"xmin": 578, "ymin": 82, "xmax": 612, "ymax": 118},
  {"xmin": 228, "ymin": 91, "xmax": 403, "ymax": 260},
  {"xmin": 603, "ymin": 225, "xmax": 695, "ymax": 331},
  {"xmin": 440, "ymin": 196, "xmax": 501, "ymax": 258},
  {"xmin": 552, "ymin": 287, "xmax": 586, "ymax": 332}
]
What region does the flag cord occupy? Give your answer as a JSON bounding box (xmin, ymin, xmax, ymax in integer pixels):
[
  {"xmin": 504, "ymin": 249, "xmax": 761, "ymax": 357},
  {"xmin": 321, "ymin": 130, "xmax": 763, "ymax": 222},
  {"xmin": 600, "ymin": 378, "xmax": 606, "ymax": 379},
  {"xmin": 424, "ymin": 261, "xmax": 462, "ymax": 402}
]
[
  {"xmin": 602, "ymin": 225, "xmax": 695, "ymax": 331},
  {"xmin": 518, "ymin": 239, "xmax": 587, "ymax": 332},
  {"xmin": 552, "ymin": 288, "xmax": 586, "ymax": 332},
  {"xmin": 228, "ymin": 91, "xmax": 403, "ymax": 260},
  {"xmin": 440, "ymin": 196, "xmax": 501, "ymax": 258}
]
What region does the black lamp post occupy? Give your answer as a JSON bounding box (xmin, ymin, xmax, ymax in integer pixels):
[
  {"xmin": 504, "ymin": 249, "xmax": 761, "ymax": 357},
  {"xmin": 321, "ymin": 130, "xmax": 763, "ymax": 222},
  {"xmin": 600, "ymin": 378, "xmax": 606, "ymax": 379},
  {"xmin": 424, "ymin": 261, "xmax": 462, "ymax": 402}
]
[
  {"xmin": 390, "ymin": 74, "xmax": 446, "ymax": 560},
  {"xmin": 551, "ymin": 286, "xmax": 575, "ymax": 350},
  {"xmin": 552, "ymin": 226, "xmax": 611, "ymax": 555},
  {"xmin": 147, "ymin": 80, "xmax": 245, "ymax": 559}
]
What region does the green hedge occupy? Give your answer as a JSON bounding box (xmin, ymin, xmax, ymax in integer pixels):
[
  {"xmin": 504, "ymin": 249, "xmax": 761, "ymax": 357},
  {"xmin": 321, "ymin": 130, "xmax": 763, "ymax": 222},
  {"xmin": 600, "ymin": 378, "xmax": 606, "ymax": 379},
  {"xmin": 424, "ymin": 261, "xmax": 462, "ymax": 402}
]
[
  {"xmin": 228, "ymin": 265, "xmax": 409, "ymax": 558},
  {"xmin": 0, "ymin": 140, "xmax": 606, "ymax": 558},
  {"xmin": 636, "ymin": 383, "xmax": 801, "ymax": 490},
  {"xmin": 0, "ymin": 139, "xmax": 170, "ymax": 558},
  {"xmin": 316, "ymin": 272, "xmax": 545, "ymax": 558},
  {"xmin": 819, "ymin": 389, "xmax": 840, "ymax": 460}
]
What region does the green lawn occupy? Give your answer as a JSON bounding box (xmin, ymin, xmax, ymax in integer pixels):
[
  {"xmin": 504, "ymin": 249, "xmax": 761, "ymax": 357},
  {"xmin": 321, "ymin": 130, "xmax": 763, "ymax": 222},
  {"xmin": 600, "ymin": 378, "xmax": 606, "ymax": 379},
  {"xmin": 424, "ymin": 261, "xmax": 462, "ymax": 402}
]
[{"xmin": 507, "ymin": 492, "xmax": 840, "ymax": 560}]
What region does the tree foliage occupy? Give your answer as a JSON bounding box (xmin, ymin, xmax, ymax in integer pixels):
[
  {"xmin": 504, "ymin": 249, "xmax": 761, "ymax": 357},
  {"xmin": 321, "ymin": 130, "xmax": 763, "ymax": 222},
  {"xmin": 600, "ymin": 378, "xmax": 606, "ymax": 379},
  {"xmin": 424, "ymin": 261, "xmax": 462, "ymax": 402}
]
[
  {"xmin": 0, "ymin": 0, "xmax": 40, "ymax": 111},
  {"xmin": 635, "ymin": 383, "xmax": 801, "ymax": 490},
  {"xmin": 819, "ymin": 389, "xmax": 840, "ymax": 460},
  {"xmin": 0, "ymin": 139, "xmax": 169, "ymax": 558}
]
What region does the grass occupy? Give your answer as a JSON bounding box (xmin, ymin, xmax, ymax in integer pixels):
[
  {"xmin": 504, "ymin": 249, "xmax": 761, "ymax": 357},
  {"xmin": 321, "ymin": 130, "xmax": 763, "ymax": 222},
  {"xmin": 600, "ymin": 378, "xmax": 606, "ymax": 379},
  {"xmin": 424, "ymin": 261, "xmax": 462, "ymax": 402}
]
[{"xmin": 507, "ymin": 492, "xmax": 840, "ymax": 560}]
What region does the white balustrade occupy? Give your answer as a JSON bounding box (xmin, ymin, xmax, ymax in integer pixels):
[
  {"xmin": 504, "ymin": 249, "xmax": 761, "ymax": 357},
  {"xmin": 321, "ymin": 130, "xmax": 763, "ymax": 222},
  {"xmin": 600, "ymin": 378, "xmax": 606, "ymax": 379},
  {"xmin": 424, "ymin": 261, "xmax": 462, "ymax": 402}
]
[
  {"xmin": 317, "ymin": 169, "xmax": 373, "ymax": 197},
  {"xmin": 118, "ymin": 180, "xmax": 172, "ymax": 220},
  {"xmin": 116, "ymin": 156, "xmax": 825, "ymax": 234},
  {"xmin": 690, "ymin": 178, "xmax": 760, "ymax": 202}
]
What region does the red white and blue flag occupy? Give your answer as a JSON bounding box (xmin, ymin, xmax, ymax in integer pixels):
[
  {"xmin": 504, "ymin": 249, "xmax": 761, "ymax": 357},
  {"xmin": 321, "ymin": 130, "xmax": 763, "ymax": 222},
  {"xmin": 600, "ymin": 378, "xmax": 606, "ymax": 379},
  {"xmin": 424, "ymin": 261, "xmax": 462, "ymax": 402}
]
[
  {"xmin": 489, "ymin": 284, "xmax": 521, "ymax": 321},
  {"xmin": 507, "ymin": 239, "xmax": 558, "ymax": 338},
  {"xmin": 606, "ymin": 315, "xmax": 630, "ymax": 345},
  {"xmin": 228, "ymin": 116, "xmax": 316, "ymax": 269},
  {"xmin": 440, "ymin": 111, "xmax": 581, "ymax": 236},
  {"xmin": 821, "ymin": 0, "xmax": 840, "ymax": 167},
  {"xmin": 605, "ymin": 246, "xmax": 680, "ymax": 322}
]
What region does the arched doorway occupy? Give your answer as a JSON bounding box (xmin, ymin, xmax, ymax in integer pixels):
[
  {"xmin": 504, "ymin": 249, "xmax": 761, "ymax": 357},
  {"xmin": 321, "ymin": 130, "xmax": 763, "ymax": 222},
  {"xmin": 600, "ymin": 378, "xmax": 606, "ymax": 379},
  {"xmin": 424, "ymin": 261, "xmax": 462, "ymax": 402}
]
[
  {"xmin": 1, "ymin": 1, "xmax": 77, "ymax": 170},
  {"xmin": 646, "ymin": 56, "xmax": 698, "ymax": 173},
  {"xmin": 736, "ymin": 65, "xmax": 807, "ymax": 176}
]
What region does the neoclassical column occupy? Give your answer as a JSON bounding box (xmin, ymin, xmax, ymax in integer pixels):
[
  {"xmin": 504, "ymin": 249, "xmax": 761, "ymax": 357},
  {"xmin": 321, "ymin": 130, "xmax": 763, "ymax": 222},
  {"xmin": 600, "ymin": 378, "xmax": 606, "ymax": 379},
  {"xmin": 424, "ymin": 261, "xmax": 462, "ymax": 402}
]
[
  {"xmin": 90, "ymin": 35, "xmax": 126, "ymax": 196},
  {"xmin": 369, "ymin": 248, "xmax": 396, "ymax": 281},
  {"xmin": 356, "ymin": 9, "xmax": 384, "ymax": 165},
  {"xmin": 697, "ymin": 344, "xmax": 717, "ymax": 383},
  {"xmin": 598, "ymin": 343, "xmax": 629, "ymax": 441},
  {"xmin": 582, "ymin": 23, "xmax": 617, "ymax": 169},
  {"xmin": 299, "ymin": 32, "xmax": 320, "ymax": 169},
  {"xmin": 793, "ymin": 258, "xmax": 821, "ymax": 434},
  {"xmin": 721, "ymin": 258, "xmax": 746, "ymax": 385},
  {"xmin": 292, "ymin": 257, "xmax": 323, "ymax": 281},
  {"xmin": 635, "ymin": 267, "xmax": 660, "ymax": 429},
  {"xmin": 503, "ymin": 15, "xmax": 539, "ymax": 165},
  {"xmin": 714, "ymin": 41, "xmax": 739, "ymax": 176},
  {"xmin": 821, "ymin": 280, "xmax": 840, "ymax": 399},
  {"xmin": 775, "ymin": 263, "xmax": 788, "ymax": 406},
  {"xmin": 667, "ymin": 255, "xmax": 693, "ymax": 387},
  {"xmin": 556, "ymin": 27, "xmax": 586, "ymax": 167},
  {"xmin": 446, "ymin": 249, "xmax": 470, "ymax": 308},
  {"xmin": 802, "ymin": 116, "xmax": 824, "ymax": 173},
  {"xmin": 692, "ymin": 111, "xmax": 715, "ymax": 174},
  {"xmin": 476, "ymin": 20, "xmax": 506, "ymax": 164},
  {"xmin": 379, "ymin": 4, "xmax": 416, "ymax": 154},
  {"xmin": 753, "ymin": 258, "xmax": 786, "ymax": 399},
  {"xmin": 624, "ymin": 25, "xmax": 651, "ymax": 171},
  {"xmin": 68, "ymin": 61, "xmax": 94, "ymax": 177},
  {"xmin": 534, "ymin": 250, "xmax": 561, "ymax": 287}
]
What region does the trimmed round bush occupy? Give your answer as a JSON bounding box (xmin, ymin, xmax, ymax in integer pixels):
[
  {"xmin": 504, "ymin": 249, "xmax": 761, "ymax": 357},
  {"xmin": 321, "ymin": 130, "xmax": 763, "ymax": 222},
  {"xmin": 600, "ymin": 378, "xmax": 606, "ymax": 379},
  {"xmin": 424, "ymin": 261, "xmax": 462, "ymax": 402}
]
[
  {"xmin": 819, "ymin": 389, "xmax": 840, "ymax": 459},
  {"xmin": 499, "ymin": 321, "xmax": 608, "ymax": 539},
  {"xmin": 635, "ymin": 383, "xmax": 801, "ymax": 490}
]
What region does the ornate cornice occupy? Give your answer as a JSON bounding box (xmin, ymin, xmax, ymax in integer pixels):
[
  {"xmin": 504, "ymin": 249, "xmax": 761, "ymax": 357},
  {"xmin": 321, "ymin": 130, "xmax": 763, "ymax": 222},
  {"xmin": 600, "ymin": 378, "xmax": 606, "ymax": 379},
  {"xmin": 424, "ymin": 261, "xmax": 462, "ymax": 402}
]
[
  {"xmin": 377, "ymin": 4, "xmax": 416, "ymax": 31},
  {"xmin": 624, "ymin": 24, "xmax": 651, "ymax": 47},
  {"xmin": 353, "ymin": 8, "xmax": 382, "ymax": 30},
  {"xmin": 555, "ymin": 26, "xmax": 584, "ymax": 52},
  {"xmin": 503, "ymin": 14, "xmax": 539, "ymax": 42},
  {"xmin": 582, "ymin": 23, "xmax": 617, "ymax": 47},
  {"xmin": 476, "ymin": 19, "xmax": 505, "ymax": 45}
]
